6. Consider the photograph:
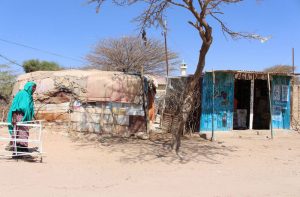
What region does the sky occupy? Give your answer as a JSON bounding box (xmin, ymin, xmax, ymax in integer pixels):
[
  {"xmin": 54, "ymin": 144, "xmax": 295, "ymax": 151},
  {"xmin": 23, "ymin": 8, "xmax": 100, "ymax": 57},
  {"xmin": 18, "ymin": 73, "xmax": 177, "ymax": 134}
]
[{"xmin": 0, "ymin": 0, "xmax": 299, "ymax": 75}]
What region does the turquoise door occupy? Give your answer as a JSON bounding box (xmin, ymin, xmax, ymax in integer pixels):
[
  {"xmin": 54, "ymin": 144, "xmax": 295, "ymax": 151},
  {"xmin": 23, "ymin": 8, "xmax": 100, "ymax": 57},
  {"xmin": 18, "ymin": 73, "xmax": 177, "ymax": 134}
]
[
  {"xmin": 200, "ymin": 72, "xmax": 234, "ymax": 132},
  {"xmin": 271, "ymin": 76, "xmax": 291, "ymax": 129}
]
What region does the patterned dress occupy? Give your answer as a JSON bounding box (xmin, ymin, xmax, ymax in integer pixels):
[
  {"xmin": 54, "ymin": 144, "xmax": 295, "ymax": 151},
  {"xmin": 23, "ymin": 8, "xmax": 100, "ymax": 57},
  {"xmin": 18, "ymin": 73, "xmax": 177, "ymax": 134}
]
[{"xmin": 11, "ymin": 111, "xmax": 29, "ymax": 148}]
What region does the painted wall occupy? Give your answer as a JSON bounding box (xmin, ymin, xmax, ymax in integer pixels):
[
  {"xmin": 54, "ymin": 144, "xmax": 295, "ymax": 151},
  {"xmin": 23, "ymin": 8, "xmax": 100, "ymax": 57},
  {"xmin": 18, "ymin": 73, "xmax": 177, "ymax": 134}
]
[
  {"xmin": 200, "ymin": 72, "xmax": 234, "ymax": 132},
  {"xmin": 271, "ymin": 76, "xmax": 291, "ymax": 129}
]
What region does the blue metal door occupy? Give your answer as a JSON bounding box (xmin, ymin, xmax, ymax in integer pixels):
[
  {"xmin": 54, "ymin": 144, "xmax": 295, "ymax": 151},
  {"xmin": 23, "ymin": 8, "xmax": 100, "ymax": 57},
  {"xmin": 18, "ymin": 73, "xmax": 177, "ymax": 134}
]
[
  {"xmin": 271, "ymin": 76, "xmax": 291, "ymax": 129},
  {"xmin": 200, "ymin": 72, "xmax": 234, "ymax": 132}
]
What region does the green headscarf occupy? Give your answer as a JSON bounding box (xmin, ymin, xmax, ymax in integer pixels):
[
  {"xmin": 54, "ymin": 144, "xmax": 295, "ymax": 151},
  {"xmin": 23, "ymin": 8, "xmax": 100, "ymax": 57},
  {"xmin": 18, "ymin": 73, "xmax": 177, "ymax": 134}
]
[{"xmin": 7, "ymin": 81, "xmax": 36, "ymax": 134}]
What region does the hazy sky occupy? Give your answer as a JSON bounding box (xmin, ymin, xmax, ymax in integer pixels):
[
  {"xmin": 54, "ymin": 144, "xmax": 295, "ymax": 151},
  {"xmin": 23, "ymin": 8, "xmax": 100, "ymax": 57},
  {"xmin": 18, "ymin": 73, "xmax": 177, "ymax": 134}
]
[{"xmin": 0, "ymin": 0, "xmax": 299, "ymax": 75}]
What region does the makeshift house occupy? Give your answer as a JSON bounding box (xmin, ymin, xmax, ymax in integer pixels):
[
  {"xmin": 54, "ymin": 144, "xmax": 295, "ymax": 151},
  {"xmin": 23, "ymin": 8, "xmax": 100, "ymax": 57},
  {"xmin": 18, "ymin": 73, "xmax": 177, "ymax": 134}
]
[
  {"xmin": 200, "ymin": 70, "xmax": 293, "ymax": 132},
  {"xmin": 12, "ymin": 70, "xmax": 156, "ymax": 136}
]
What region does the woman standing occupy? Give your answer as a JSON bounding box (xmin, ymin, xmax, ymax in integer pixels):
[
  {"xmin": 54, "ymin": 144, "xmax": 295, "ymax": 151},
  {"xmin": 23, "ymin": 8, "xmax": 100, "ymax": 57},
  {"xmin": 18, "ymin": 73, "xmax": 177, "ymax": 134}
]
[{"xmin": 7, "ymin": 81, "xmax": 36, "ymax": 153}]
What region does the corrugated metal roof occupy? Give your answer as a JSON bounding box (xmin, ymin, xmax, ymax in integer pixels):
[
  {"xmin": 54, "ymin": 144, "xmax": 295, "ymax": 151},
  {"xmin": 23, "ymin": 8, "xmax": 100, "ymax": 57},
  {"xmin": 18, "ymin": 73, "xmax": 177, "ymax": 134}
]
[{"xmin": 205, "ymin": 69, "xmax": 294, "ymax": 76}]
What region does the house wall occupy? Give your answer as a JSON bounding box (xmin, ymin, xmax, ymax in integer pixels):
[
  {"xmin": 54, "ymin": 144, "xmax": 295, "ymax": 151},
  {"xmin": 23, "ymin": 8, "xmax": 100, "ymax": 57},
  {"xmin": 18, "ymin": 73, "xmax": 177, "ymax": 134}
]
[
  {"xmin": 35, "ymin": 102, "xmax": 71, "ymax": 131},
  {"xmin": 35, "ymin": 101, "xmax": 146, "ymax": 135},
  {"xmin": 70, "ymin": 102, "xmax": 145, "ymax": 135},
  {"xmin": 200, "ymin": 72, "xmax": 234, "ymax": 132},
  {"xmin": 292, "ymin": 84, "xmax": 300, "ymax": 128}
]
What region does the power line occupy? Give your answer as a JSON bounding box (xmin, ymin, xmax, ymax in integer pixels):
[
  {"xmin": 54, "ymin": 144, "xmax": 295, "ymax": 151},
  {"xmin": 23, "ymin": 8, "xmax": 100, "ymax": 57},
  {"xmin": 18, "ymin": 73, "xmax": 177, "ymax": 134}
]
[
  {"xmin": 0, "ymin": 53, "xmax": 23, "ymax": 68},
  {"xmin": 0, "ymin": 38, "xmax": 86, "ymax": 64}
]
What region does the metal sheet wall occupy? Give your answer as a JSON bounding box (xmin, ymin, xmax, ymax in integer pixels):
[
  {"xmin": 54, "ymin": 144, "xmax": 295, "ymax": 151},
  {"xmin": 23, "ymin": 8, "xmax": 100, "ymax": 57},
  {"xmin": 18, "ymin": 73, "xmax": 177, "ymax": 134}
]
[
  {"xmin": 271, "ymin": 76, "xmax": 291, "ymax": 129},
  {"xmin": 200, "ymin": 72, "xmax": 234, "ymax": 131}
]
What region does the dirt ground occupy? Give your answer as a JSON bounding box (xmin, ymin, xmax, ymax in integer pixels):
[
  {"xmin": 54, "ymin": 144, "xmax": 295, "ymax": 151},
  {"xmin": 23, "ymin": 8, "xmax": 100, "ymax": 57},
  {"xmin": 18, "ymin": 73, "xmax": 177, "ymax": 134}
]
[{"xmin": 1, "ymin": 129, "xmax": 300, "ymax": 197}]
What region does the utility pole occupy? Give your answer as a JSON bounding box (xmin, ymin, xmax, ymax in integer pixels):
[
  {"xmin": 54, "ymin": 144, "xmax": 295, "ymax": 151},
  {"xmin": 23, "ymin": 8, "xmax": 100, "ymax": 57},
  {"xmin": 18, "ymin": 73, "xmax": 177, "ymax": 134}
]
[
  {"xmin": 141, "ymin": 28, "xmax": 147, "ymax": 77},
  {"xmin": 163, "ymin": 20, "xmax": 169, "ymax": 76},
  {"xmin": 292, "ymin": 48, "xmax": 295, "ymax": 74},
  {"xmin": 160, "ymin": 20, "xmax": 169, "ymax": 128},
  {"xmin": 141, "ymin": 29, "xmax": 148, "ymax": 133}
]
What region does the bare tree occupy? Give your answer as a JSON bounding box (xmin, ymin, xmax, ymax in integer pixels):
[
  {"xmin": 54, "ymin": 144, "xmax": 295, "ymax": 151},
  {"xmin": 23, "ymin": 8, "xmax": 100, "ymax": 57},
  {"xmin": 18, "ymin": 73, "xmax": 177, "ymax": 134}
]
[
  {"xmin": 264, "ymin": 65, "xmax": 295, "ymax": 73},
  {"xmin": 264, "ymin": 65, "xmax": 299, "ymax": 84},
  {"xmin": 0, "ymin": 64, "xmax": 15, "ymax": 121},
  {"xmin": 0, "ymin": 64, "xmax": 15, "ymax": 103},
  {"xmin": 85, "ymin": 36, "xmax": 178, "ymax": 76},
  {"xmin": 88, "ymin": 0, "xmax": 269, "ymax": 152}
]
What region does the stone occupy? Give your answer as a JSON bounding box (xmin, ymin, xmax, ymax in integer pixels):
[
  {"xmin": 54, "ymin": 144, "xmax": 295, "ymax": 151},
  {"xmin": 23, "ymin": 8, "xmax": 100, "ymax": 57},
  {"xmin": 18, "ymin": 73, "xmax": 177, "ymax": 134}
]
[
  {"xmin": 135, "ymin": 132, "xmax": 149, "ymax": 140},
  {"xmin": 87, "ymin": 133, "xmax": 98, "ymax": 141},
  {"xmin": 199, "ymin": 133, "xmax": 207, "ymax": 140}
]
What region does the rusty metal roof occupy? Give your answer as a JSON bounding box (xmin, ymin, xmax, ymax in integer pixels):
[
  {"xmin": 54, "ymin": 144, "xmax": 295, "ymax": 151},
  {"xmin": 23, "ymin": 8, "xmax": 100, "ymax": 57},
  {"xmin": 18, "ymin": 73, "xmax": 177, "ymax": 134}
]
[{"xmin": 205, "ymin": 70, "xmax": 294, "ymax": 76}]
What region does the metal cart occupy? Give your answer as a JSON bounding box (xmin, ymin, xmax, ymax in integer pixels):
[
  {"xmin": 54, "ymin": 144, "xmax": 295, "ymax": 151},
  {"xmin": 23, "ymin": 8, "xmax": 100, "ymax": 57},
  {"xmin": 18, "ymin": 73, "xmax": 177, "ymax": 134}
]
[{"xmin": 0, "ymin": 120, "xmax": 44, "ymax": 162}]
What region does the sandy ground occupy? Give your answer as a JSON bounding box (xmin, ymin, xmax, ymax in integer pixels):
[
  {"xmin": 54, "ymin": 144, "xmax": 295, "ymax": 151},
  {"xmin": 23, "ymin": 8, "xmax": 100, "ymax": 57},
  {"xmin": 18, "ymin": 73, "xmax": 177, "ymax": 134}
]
[{"xmin": 1, "ymin": 129, "xmax": 300, "ymax": 197}]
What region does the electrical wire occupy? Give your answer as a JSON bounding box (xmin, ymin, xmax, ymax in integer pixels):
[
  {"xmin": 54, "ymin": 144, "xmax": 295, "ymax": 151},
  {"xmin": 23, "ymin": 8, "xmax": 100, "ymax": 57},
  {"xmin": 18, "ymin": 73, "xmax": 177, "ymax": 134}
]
[
  {"xmin": 0, "ymin": 53, "xmax": 23, "ymax": 68},
  {"xmin": 0, "ymin": 38, "xmax": 86, "ymax": 64}
]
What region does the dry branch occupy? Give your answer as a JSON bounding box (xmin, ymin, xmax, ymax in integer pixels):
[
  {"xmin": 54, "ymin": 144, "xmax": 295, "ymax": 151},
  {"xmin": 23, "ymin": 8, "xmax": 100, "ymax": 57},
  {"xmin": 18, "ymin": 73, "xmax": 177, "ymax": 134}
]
[{"xmin": 85, "ymin": 36, "xmax": 178, "ymax": 76}]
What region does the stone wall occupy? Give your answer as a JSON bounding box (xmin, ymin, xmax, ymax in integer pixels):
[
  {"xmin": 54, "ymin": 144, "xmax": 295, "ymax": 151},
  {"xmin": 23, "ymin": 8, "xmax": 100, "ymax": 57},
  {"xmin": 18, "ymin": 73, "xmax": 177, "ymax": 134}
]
[
  {"xmin": 35, "ymin": 102, "xmax": 71, "ymax": 132},
  {"xmin": 35, "ymin": 100, "xmax": 146, "ymax": 135},
  {"xmin": 70, "ymin": 102, "xmax": 145, "ymax": 136}
]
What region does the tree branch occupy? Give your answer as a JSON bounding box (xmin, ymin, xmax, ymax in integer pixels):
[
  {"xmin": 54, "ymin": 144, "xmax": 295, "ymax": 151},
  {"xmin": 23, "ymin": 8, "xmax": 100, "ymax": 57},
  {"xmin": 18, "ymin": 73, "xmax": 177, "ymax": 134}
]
[
  {"xmin": 210, "ymin": 12, "xmax": 270, "ymax": 41},
  {"xmin": 166, "ymin": 0, "xmax": 188, "ymax": 9}
]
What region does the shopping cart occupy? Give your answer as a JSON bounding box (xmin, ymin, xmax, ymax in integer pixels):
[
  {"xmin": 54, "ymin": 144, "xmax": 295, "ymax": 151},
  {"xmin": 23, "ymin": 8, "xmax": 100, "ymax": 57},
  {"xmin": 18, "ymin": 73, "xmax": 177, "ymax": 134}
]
[{"xmin": 0, "ymin": 120, "xmax": 44, "ymax": 162}]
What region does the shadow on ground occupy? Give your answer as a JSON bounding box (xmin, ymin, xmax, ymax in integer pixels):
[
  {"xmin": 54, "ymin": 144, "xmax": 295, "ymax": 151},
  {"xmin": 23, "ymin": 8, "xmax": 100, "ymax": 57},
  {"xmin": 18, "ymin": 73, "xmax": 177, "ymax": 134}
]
[{"xmin": 70, "ymin": 132, "xmax": 238, "ymax": 165}]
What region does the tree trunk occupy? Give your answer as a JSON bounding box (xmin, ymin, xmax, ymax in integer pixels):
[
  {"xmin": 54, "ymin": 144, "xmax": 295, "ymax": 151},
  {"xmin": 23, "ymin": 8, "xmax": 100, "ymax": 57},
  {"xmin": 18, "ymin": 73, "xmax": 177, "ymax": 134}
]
[
  {"xmin": 193, "ymin": 40, "xmax": 211, "ymax": 87},
  {"xmin": 172, "ymin": 39, "xmax": 212, "ymax": 153}
]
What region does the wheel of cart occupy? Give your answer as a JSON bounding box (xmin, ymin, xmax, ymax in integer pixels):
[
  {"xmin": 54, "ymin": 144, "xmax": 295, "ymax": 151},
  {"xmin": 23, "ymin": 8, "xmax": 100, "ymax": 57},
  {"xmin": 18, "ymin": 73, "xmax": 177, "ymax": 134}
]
[{"xmin": 0, "ymin": 120, "xmax": 45, "ymax": 162}]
